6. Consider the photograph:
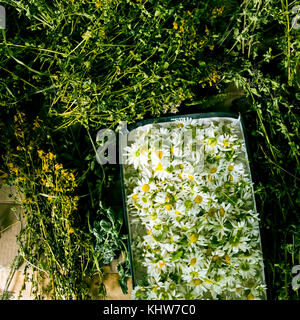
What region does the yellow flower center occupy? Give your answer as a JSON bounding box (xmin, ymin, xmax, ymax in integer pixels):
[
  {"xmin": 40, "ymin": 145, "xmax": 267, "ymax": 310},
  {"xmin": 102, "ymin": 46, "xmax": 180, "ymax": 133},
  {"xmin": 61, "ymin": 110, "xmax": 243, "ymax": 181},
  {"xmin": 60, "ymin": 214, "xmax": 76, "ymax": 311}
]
[
  {"xmin": 219, "ymin": 208, "xmax": 225, "ymax": 216},
  {"xmin": 132, "ymin": 194, "xmax": 138, "ymax": 200},
  {"xmin": 190, "ymin": 258, "xmax": 197, "ymax": 266},
  {"xmin": 210, "ymin": 167, "xmax": 217, "ymax": 174},
  {"xmin": 194, "ymin": 195, "xmax": 203, "ymax": 203},
  {"xmin": 194, "ymin": 279, "xmax": 202, "ymax": 286},
  {"xmin": 190, "ymin": 234, "xmax": 198, "ymax": 243},
  {"xmin": 179, "ymin": 164, "xmax": 184, "ymax": 169},
  {"xmin": 158, "ymin": 260, "xmax": 165, "ymax": 268},
  {"xmin": 188, "ymin": 175, "xmax": 194, "ymax": 180},
  {"xmin": 208, "ymin": 174, "xmax": 213, "ymax": 182},
  {"xmin": 155, "ymin": 162, "xmax": 163, "ymax": 171},
  {"xmin": 247, "ymin": 293, "xmax": 254, "ymax": 300},
  {"xmin": 177, "ymin": 123, "xmax": 184, "ymax": 128},
  {"xmin": 223, "ymin": 140, "xmax": 229, "ymax": 147},
  {"xmin": 170, "ymin": 146, "xmax": 174, "ymax": 154},
  {"xmin": 157, "ymin": 151, "xmax": 163, "ymax": 159},
  {"xmin": 228, "ymin": 165, "xmax": 234, "ymax": 171},
  {"xmin": 142, "ymin": 184, "xmax": 150, "ymax": 192},
  {"xmin": 212, "ymin": 255, "xmax": 219, "ymax": 262},
  {"xmin": 208, "ymin": 208, "xmax": 215, "ymax": 216},
  {"xmin": 165, "ymin": 204, "xmax": 172, "ymax": 211},
  {"xmin": 147, "ymin": 229, "xmax": 152, "ymax": 235},
  {"xmin": 178, "ymin": 173, "xmax": 182, "ymax": 179},
  {"xmin": 170, "ymin": 235, "xmax": 174, "ymax": 243},
  {"xmin": 224, "ymin": 254, "xmax": 230, "ymax": 264},
  {"xmin": 175, "ymin": 210, "xmax": 181, "ymax": 215}
]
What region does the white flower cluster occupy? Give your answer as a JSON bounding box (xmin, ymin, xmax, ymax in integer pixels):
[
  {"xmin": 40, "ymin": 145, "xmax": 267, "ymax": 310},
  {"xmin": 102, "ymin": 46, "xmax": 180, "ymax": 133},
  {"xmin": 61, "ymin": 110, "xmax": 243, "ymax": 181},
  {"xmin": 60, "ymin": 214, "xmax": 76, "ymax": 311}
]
[{"xmin": 123, "ymin": 117, "xmax": 266, "ymax": 300}]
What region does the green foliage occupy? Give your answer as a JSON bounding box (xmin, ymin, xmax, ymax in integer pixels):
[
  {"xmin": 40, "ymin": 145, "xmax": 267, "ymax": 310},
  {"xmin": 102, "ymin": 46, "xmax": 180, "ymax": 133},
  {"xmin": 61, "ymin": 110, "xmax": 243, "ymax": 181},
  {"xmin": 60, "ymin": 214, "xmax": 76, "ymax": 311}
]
[
  {"xmin": 220, "ymin": 0, "xmax": 300, "ymax": 300},
  {"xmin": 90, "ymin": 202, "xmax": 127, "ymax": 265},
  {"xmin": 0, "ymin": 0, "xmax": 233, "ymax": 128}
]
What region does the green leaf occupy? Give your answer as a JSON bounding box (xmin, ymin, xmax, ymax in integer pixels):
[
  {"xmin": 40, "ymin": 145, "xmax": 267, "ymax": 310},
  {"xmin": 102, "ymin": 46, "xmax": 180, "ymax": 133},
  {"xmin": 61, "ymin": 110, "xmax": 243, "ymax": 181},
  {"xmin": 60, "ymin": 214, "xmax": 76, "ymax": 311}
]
[
  {"xmin": 100, "ymin": 219, "xmax": 111, "ymax": 232},
  {"xmin": 171, "ymin": 250, "xmax": 183, "ymax": 261}
]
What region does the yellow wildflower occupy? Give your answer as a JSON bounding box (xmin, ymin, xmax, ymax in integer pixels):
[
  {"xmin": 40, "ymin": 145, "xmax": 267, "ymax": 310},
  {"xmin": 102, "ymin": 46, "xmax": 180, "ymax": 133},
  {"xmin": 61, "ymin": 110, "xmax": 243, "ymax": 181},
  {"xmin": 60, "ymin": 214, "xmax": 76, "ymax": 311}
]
[
  {"xmin": 55, "ymin": 163, "xmax": 63, "ymax": 171},
  {"xmin": 205, "ymin": 25, "xmax": 210, "ymax": 35},
  {"xmin": 0, "ymin": 173, "xmax": 8, "ymax": 179},
  {"xmin": 11, "ymin": 167, "xmax": 19, "ymax": 175},
  {"xmin": 37, "ymin": 150, "xmax": 45, "ymax": 159},
  {"xmin": 218, "ymin": 6, "xmax": 224, "ymax": 14}
]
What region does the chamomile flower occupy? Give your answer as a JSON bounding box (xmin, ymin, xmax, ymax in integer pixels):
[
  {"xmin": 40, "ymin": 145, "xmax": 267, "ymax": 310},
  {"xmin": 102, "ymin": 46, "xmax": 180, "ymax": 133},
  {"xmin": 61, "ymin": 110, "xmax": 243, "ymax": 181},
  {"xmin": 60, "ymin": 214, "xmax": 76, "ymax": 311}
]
[
  {"xmin": 217, "ymin": 133, "xmax": 237, "ymax": 151},
  {"xmin": 124, "ymin": 142, "xmax": 148, "ymax": 169}
]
